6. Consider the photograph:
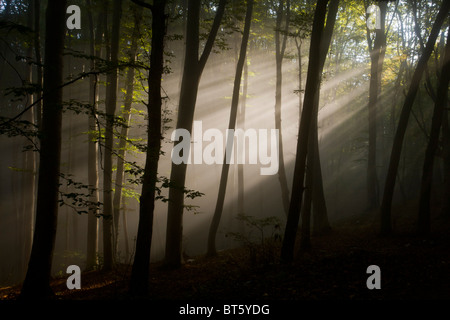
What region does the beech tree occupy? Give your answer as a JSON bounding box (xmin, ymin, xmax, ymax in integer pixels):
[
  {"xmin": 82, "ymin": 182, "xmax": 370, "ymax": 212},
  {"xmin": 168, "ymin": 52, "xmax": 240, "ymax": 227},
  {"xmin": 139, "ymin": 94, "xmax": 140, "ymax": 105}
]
[
  {"xmin": 380, "ymin": 0, "xmax": 450, "ymax": 235},
  {"xmin": 164, "ymin": 0, "xmax": 226, "ymax": 268},
  {"xmin": 20, "ymin": 0, "xmax": 67, "ymax": 299},
  {"xmin": 280, "ymin": 0, "xmax": 330, "ymax": 263},
  {"xmin": 365, "ymin": 0, "xmax": 387, "ymax": 210},
  {"xmin": 207, "ymin": 0, "xmax": 254, "ymax": 257},
  {"xmin": 418, "ymin": 27, "xmax": 449, "ymax": 235},
  {"xmin": 102, "ymin": 0, "xmax": 122, "ymax": 271},
  {"xmin": 129, "ymin": 0, "xmax": 167, "ymax": 296}
]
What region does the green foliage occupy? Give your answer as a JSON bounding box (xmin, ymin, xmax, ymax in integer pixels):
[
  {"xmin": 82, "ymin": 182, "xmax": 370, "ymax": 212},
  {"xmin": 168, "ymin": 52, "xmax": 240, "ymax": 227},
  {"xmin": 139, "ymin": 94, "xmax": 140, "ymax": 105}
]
[{"xmin": 58, "ymin": 173, "xmax": 103, "ymax": 216}]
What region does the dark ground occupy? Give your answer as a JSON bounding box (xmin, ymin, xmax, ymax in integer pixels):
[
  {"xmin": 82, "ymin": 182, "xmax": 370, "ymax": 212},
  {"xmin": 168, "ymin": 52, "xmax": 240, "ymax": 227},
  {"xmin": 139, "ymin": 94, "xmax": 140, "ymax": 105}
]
[{"xmin": 1, "ymin": 202, "xmax": 450, "ymax": 305}]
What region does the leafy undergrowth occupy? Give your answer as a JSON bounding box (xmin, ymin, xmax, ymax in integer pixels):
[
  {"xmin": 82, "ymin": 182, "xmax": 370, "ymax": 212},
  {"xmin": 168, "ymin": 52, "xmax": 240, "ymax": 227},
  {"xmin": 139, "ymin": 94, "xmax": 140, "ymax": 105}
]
[{"xmin": 1, "ymin": 209, "xmax": 450, "ymax": 301}]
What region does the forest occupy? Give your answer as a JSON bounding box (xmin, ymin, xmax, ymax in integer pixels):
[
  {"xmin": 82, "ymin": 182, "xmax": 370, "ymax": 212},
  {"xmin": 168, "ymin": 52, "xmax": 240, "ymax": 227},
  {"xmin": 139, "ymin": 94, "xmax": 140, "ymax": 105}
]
[{"xmin": 0, "ymin": 0, "xmax": 449, "ymax": 305}]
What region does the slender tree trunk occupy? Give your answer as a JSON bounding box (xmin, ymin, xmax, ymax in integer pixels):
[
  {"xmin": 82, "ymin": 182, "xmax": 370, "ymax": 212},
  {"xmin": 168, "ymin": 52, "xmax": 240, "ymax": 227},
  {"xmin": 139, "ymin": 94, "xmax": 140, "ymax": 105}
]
[
  {"xmin": 274, "ymin": 0, "xmax": 290, "ymax": 216},
  {"xmin": 103, "ymin": 0, "xmax": 122, "ymax": 271},
  {"xmin": 122, "ymin": 194, "xmax": 130, "ymax": 260},
  {"xmin": 165, "ymin": 0, "xmax": 226, "ymax": 268},
  {"xmin": 33, "ymin": 0, "xmax": 43, "ymax": 129},
  {"xmin": 380, "ymin": 1, "xmax": 449, "ymax": 235},
  {"xmin": 85, "ymin": 1, "xmax": 102, "ymax": 271},
  {"xmin": 280, "ymin": 0, "xmax": 329, "ymax": 263},
  {"xmin": 237, "ymin": 57, "xmax": 248, "ymax": 221},
  {"xmin": 113, "ymin": 8, "xmax": 142, "ymax": 258},
  {"xmin": 20, "ymin": 0, "xmax": 67, "ymax": 299},
  {"xmin": 129, "ymin": 0, "xmax": 166, "ymax": 296},
  {"xmin": 207, "ymin": 0, "xmax": 253, "ymax": 257},
  {"xmin": 417, "ymin": 28, "xmax": 449, "ymax": 235},
  {"xmin": 366, "ymin": 2, "xmax": 386, "ymax": 210},
  {"xmin": 299, "ymin": 0, "xmax": 338, "ymax": 248},
  {"xmin": 442, "ymin": 108, "xmax": 450, "ymax": 218},
  {"xmin": 19, "ymin": 0, "xmax": 36, "ymax": 279}
]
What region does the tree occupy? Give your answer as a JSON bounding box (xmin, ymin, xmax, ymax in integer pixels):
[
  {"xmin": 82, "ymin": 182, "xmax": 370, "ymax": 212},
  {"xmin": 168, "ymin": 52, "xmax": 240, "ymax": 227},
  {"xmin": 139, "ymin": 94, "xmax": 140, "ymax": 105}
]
[
  {"xmin": 113, "ymin": 6, "xmax": 143, "ymax": 258},
  {"xmin": 85, "ymin": 0, "xmax": 103, "ymax": 271},
  {"xmin": 129, "ymin": 0, "xmax": 167, "ymax": 296},
  {"xmin": 20, "ymin": 0, "xmax": 67, "ymax": 299},
  {"xmin": 280, "ymin": 0, "xmax": 330, "ymax": 263},
  {"xmin": 418, "ymin": 27, "xmax": 449, "ymax": 235},
  {"xmin": 102, "ymin": 0, "xmax": 122, "ymax": 271},
  {"xmin": 273, "ymin": 0, "xmax": 291, "ymax": 216},
  {"xmin": 299, "ymin": 0, "xmax": 338, "ymax": 251},
  {"xmin": 207, "ymin": 0, "xmax": 254, "ymax": 257},
  {"xmin": 365, "ymin": 0, "xmax": 387, "ymax": 210},
  {"xmin": 380, "ymin": 0, "xmax": 450, "ymax": 235},
  {"xmin": 164, "ymin": 0, "xmax": 226, "ymax": 268}
]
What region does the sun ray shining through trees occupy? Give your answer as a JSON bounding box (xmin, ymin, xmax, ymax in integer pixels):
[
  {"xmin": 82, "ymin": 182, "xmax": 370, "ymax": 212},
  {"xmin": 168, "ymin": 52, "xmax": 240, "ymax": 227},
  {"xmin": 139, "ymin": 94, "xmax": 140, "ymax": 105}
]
[{"xmin": 0, "ymin": 0, "xmax": 449, "ymax": 304}]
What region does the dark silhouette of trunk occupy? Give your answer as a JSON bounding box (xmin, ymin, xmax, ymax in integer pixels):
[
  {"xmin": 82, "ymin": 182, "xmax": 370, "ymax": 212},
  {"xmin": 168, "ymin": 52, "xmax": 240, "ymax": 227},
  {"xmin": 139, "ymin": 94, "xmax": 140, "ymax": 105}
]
[
  {"xmin": 280, "ymin": 0, "xmax": 329, "ymax": 263},
  {"xmin": 33, "ymin": 0, "xmax": 42, "ymax": 129},
  {"xmin": 113, "ymin": 8, "xmax": 142, "ymax": 258},
  {"xmin": 19, "ymin": 0, "xmax": 67, "ymax": 299},
  {"xmin": 17, "ymin": 2, "xmax": 36, "ymax": 279},
  {"xmin": 165, "ymin": 0, "xmax": 226, "ymax": 268},
  {"xmin": 207, "ymin": 0, "xmax": 253, "ymax": 257},
  {"xmin": 417, "ymin": 28, "xmax": 449, "ymax": 235},
  {"xmin": 380, "ymin": 1, "xmax": 449, "ymax": 235},
  {"xmin": 85, "ymin": 0, "xmax": 102, "ymax": 271},
  {"xmin": 295, "ymin": 38, "xmax": 303, "ymax": 118},
  {"xmin": 129, "ymin": 0, "xmax": 166, "ymax": 296},
  {"xmin": 274, "ymin": 0, "xmax": 291, "ymax": 216},
  {"xmin": 122, "ymin": 194, "xmax": 130, "ymax": 260},
  {"xmin": 299, "ymin": 0, "xmax": 338, "ymax": 250},
  {"xmin": 102, "ymin": 0, "xmax": 122, "ymax": 271},
  {"xmin": 442, "ymin": 107, "xmax": 450, "ymax": 218},
  {"xmin": 237, "ymin": 57, "xmax": 248, "ymax": 221},
  {"xmin": 366, "ymin": 1, "xmax": 386, "ymax": 210}
]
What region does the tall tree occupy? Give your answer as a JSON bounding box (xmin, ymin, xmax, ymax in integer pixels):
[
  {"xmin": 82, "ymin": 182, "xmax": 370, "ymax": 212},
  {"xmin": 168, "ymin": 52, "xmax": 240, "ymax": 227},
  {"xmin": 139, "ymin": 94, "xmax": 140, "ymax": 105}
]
[
  {"xmin": 33, "ymin": 0, "xmax": 43, "ymax": 129},
  {"xmin": 129, "ymin": 0, "xmax": 167, "ymax": 296},
  {"xmin": 113, "ymin": 6, "xmax": 143, "ymax": 257},
  {"xmin": 280, "ymin": 0, "xmax": 330, "ymax": 263},
  {"xmin": 164, "ymin": 0, "xmax": 226, "ymax": 268},
  {"xmin": 85, "ymin": 0, "xmax": 103, "ymax": 271},
  {"xmin": 366, "ymin": 1, "xmax": 387, "ymax": 210},
  {"xmin": 102, "ymin": 0, "xmax": 122, "ymax": 271},
  {"xmin": 380, "ymin": 1, "xmax": 450, "ymax": 235},
  {"xmin": 300, "ymin": 0, "xmax": 338, "ymax": 250},
  {"xmin": 417, "ymin": 27, "xmax": 449, "ymax": 235},
  {"xmin": 274, "ymin": 0, "xmax": 291, "ymax": 216},
  {"xmin": 20, "ymin": 0, "xmax": 67, "ymax": 299},
  {"xmin": 207, "ymin": 0, "xmax": 254, "ymax": 257}
]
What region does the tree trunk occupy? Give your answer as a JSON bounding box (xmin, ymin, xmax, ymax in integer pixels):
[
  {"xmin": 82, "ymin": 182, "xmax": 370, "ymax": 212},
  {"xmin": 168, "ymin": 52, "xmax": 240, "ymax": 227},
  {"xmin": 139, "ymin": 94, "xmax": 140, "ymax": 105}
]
[
  {"xmin": 417, "ymin": 28, "xmax": 449, "ymax": 235},
  {"xmin": 102, "ymin": 0, "xmax": 122, "ymax": 271},
  {"xmin": 299, "ymin": 0, "xmax": 338, "ymax": 249},
  {"xmin": 237, "ymin": 57, "xmax": 248, "ymax": 222},
  {"xmin": 33, "ymin": 0, "xmax": 43, "ymax": 129},
  {"xmin": 207, "ymin": 0, "xmax": 253, "ymax": 257},
  {"xmin": 274, "ymin": 0, "xmax": 291, "ymax": 216},
  {"xmin": 442, "ymin": 108, "xmax": 450, "ymax": 218},
  {"xmin": 85, "ymin": 0, "xmax": 102, "ymax": 271},
  {"xmin": 366, "ymin": 1, "xmax": 386, "ymax": 210},
  {"xmin": 280, "ymin": 0, "xmax": 329, "ymax": 263},
  {"xmin": 20, "ymin": 0, "xmax": 67, "ymax": 299},
  {"xmin": 129, "ymin": 0, "xmax": 166, "ymax": 296},
  {"xmin": 164, "ymin": 0, "xmax": 226, "ymax": 268},
  {"xmin": 380, "ymin": 1, "xmax": 449, "ymax": 235},
  {"xmin": 113, "ymin": 7, "xmax": 142, "ymax": 258},
  {"xmin": 18, "ymin": 0, "xmax": 36, "ymax": 280}
]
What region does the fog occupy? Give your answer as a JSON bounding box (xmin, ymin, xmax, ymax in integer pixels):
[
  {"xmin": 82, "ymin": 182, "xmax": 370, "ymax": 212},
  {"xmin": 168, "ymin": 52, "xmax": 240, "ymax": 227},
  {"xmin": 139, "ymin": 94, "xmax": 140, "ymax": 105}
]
[{"xmin": 0, "ymin": 0, "xmax": 445, "ymax": 292}]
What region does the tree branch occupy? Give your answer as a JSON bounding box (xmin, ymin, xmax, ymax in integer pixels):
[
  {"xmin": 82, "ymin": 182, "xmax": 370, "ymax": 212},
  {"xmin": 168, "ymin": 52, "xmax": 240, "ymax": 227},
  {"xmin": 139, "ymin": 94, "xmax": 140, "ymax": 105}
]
[
  {"xmin": 198, "ymin": 0, "xmax": 227, "ymax": 74},
  {"xmin": 130, "ymin": 0, "xmax": 153, "ymax": 10}
]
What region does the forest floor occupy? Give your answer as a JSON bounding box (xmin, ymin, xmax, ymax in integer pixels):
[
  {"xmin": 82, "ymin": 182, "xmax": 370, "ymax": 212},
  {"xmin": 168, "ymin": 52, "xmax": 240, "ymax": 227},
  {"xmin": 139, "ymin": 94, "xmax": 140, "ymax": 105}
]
[{"xmin": 1, "ymin": 201, "xmax": 450, "ymax": 302}]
